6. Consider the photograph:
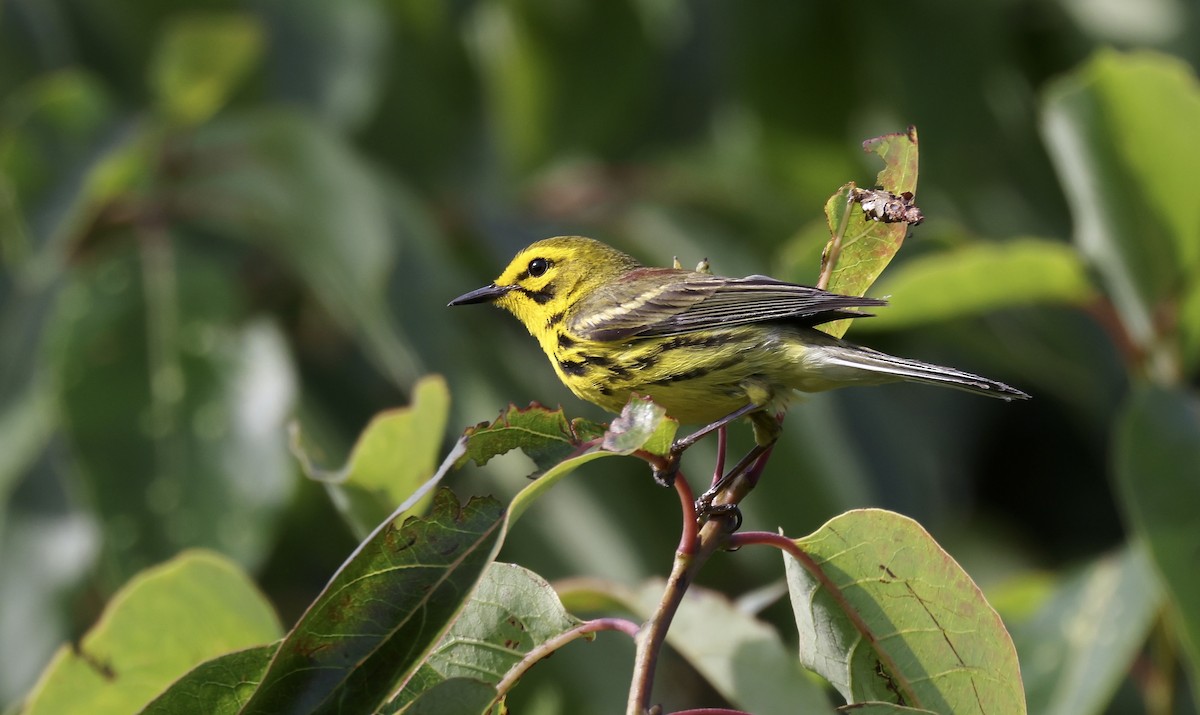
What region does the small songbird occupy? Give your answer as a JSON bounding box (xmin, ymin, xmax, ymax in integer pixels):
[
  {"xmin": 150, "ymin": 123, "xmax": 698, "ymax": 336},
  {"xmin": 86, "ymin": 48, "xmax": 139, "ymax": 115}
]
[{"xmin": 450, "ymin": 236, "xmax": 1028, "ymax": 502}]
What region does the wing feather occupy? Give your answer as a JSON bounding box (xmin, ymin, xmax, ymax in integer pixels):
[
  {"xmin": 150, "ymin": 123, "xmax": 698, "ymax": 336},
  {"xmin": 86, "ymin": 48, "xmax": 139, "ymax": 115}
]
[{"xmin": 568, "ymin": 269, "xmax": 886, "ymax": 342}]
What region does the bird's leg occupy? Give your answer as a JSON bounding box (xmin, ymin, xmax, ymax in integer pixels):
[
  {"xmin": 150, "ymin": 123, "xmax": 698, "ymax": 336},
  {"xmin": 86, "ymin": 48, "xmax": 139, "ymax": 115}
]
[
  {"xmin": 694, "ymin": 443, "xmax": 772, "ymax": 518},
  {"xmin": 651, "ymin": 402, "xmax": 762, "ymax": 487},
  {"xmin": 694, "ymin": 411, "xmax": 783, "ymax": 524},
  {"xmin": 711, "ymin": 425, "xmax": 728, "ymax": 488}
]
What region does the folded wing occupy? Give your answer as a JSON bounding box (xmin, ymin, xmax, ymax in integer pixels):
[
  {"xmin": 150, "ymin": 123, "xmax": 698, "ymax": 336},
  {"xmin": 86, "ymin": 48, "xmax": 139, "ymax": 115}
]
[{"xmin": 569, "ymin": 268, "xmax": 886, "ymax": 342}]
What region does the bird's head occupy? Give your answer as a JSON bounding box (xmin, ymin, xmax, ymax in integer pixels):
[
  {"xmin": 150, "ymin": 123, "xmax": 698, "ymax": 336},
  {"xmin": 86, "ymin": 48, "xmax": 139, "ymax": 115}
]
[{"xmin": 449, "ymin": 236, "xmax": 641, "ymax": 340}]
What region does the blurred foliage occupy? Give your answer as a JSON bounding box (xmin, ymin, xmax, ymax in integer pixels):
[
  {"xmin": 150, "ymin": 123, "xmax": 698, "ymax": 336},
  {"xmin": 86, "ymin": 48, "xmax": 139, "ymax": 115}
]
[{"xmin": 2, "ymin": 0, "xmax": 1200, "ymax": 713}]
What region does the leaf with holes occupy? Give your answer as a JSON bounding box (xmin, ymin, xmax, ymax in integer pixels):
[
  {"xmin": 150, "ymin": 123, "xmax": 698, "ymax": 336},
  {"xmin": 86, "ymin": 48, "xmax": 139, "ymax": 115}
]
[
  {"xmin": 457, "ymin": 402, "xmax": 602, "ymax": 474},
  {"xmin": 506, "ymin": 397, "xmax": 676, "ymax": 523},
  {"xmin": 454, "ymin": 396, "xmax": 676, "ymax": 523},
  {"xmin": 820, "ymin": 127, "xmax": 920, "ymax": 339},
  {"xmin": 783, "ymin": 508, "xmax": 1025, "ymax": 713}
]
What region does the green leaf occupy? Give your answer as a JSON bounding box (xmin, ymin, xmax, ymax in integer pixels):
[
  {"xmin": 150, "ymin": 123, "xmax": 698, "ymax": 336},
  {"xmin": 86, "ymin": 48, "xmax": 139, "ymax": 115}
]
[
  {"xmin": 1013, "ymin": 546, "xmax": 1160, "ymax": 715},
  {"xmin": 456, "ymin": 397, "xmax": 676, "ymax": 524},
  {"xmin": 140, "ymin": 644, "xmax": 278, "ymax": 715},
  {"xmin": 638, "ymin": 581, "xmax": 831, "ymax": 714},
  {"xmin": 557, "ymin": 578, "xmax": 830, "ymax": 715},
  {"xmin": 1114, "ymin": 384, "xmax": 1200, "ymax": 696},
  {"xmin": 23, "ymin": 550, "xmax": 282, "ymax": 715},
  {"xmin": 784, "ymin": 508, "xmax": 1025, "ymax": 713},
  {"xmin": 457, "ymin": 396, "xmax": 675, "ymax": 490},
  {"xmin": 292, "ymin": 375, "xmax": 452, "ymax": 540},
  {"xmin": 838, "ymin": 705, "xmax": 937, "ymax": 714},
  {"xmin": 505, "ymin": 397, "xmax": 677, "ymax": 523},
  {"xmin": 820, "ymin": 127, "xmax": 920, "ymax": 338},
  {"xmin": 396, "ymin": 678, "xmax": 499, "ymax": 715},
  {"xmin": 1041, "ymin": 50, "xmax": 1200, "ymax": 356},
  {"xmin": 458, "ymin": 402, "xmax": 598, "ymax": 474},
  {"xmin": 238, "ymin": 488, "xmax": 505, "ymax": 715},
  {"xmin": 857, "ymin": 238, "xmax": 1095, "ymax": 331},
  {"xmin": 385, "ymin": 562, "xmax": 580, "ymax": 712},
  {"xmin": 49, "ymin": 248, "xmax": 297, "ymax": 584},
  {"xmin": 150, "ymin": 14, "xmax": 264, "ymax": 126}
]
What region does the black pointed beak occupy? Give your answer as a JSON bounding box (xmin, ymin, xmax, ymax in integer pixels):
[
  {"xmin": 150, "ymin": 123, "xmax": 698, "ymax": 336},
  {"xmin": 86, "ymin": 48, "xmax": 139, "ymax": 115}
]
[{"xmin": 448, "ymin": 283, "xmax": 514, "ymax": 306}]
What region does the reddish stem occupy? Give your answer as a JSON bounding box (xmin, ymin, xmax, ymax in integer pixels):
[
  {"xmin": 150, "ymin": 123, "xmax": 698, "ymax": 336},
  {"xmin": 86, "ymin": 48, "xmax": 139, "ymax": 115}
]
[
  {"xmin": 628, "ymin": 514, "xmax": 733, "ymax": 714},
  {"xmin": 495, "ymin": 616, "xmax": 640, "ymax": 698},
  {"xmin": 711, "ymin": 426, "xmax": 728, "ymax": 487},
  {"xmin": 674, "ymin": 470, "xmax": 698, "ymax": 556}
]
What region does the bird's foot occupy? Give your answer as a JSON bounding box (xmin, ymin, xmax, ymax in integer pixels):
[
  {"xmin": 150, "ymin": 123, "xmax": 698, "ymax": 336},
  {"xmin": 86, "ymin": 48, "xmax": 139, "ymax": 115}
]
[
  {"xmin": 651, "ymin": 455, "xmax": 679, "ymax": 488},
  {"xmin": 694, "ymin": 490, "xmax": 743, "ymax": 533}
]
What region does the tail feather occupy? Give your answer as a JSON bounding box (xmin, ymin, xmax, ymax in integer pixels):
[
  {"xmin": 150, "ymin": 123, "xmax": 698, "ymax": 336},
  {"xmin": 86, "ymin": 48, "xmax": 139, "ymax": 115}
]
[{"xmin": 820, "ymin": 345, "xmax": 1030, "ymax": 401}]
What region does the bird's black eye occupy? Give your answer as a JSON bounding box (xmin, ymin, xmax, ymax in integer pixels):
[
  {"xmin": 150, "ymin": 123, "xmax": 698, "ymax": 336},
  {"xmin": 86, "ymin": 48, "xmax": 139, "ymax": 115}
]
[{"xmin": 527, "ymin": 258, "xmax": 550, "ymax": 277}]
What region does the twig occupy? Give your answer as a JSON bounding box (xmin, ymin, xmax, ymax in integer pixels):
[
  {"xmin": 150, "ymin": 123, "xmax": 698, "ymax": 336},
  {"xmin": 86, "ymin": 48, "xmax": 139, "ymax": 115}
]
[
  {"xmin": 711, "ymin": 426, "xmax": 728, "ymax": 488},
  {"xmin": 673, "ymin": 470, "xmax": 698, "ymax": 556},
  {"xmin": 627, "ymin": 418, "xmax": 773, "ymax": 712},
  {"xmin": 494, "ymin": 617, "xmax": 640, "ymax": 698},
  {"xmin": 627, "ymin": 516, "xmax": 731, "ymax": 715},
  {"xmin": 817, "ymin": 190, "xmax": 856, "ymax": 290}
]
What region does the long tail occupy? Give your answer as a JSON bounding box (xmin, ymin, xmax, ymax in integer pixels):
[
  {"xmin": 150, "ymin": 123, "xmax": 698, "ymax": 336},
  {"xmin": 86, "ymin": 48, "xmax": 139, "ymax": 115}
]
[{"xmin": 817, "ymin": 344, "xmax": 1031, "ymax": 401}]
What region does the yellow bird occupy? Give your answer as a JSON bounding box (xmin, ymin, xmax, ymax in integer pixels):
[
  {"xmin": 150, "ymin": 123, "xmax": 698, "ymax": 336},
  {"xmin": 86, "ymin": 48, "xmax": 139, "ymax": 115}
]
[{"xmin": 450, "ymin": 236, "xmax": 1028, "ymax": 506}]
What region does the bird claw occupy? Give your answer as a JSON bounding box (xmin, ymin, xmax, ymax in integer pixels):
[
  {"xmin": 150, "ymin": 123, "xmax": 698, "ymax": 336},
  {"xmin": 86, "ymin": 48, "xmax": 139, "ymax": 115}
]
[
  {"xmin": 651, "ymin": 449, "xmax": 683, "ymax": 488},
  {"xmin": 651, "ymin": 463, "xmax": 677, "ymax": 488},
  {"xmin": 694, "ymin": 492, "xmax": 743, "ymax": 533}
]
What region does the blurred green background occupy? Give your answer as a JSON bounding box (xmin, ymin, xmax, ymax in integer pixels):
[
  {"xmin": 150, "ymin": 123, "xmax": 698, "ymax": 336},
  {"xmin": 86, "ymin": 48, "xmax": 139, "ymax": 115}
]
[{"xmin": 3, "ymin": 0, "xmax": 1199, "ymax": 712}]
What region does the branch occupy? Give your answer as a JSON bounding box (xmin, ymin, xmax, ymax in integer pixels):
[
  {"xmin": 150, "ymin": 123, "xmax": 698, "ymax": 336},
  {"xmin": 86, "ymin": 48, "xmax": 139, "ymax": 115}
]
[
  {"xmin": 494, "ymin": 617, "xmax": 640, "ymax": 698},
  {"xmin": 627, "ymin": 516, "xmax": 730, "ymax": 715},
  {"xmin": 817, "ymin": 190, "xmax": 856, "ymax": 290},
  {"xmin": 627, "ymin": 423, "xmax": 772, "ymax": 713},
  {"xmin": 673, "ymin": 469, "xmax": 698, "ymax": 556}
]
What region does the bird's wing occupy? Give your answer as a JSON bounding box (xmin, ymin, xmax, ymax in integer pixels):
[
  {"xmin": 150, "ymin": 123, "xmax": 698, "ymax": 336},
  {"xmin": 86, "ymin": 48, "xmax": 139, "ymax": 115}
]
[{"xmin": 568, "ymin": 268, "xmax": 886, "ymax": 342}]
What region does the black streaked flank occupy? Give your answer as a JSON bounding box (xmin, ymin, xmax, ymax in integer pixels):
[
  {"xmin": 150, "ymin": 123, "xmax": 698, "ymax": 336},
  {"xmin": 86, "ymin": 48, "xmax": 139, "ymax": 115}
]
[
  {"xmin": 659, "ymin": 333, "xmax": 738, "ymax": 352},
  {"xmin": 649, "ymin": 355, "xmax": 743, "ymax": 385},
  {"xmin": 607, "ymin": 364, "xmax": 631, "ymax": 379},
  {"xmin": 556, "ymin": 333, "xmax": 576, "ymax": 349},
  {"xmin": 628, "ymin": 354, "xmax": 659, "ymax": 371},
  {"xmin": 545, "ymin": 310, "xmax": 566, "ymax": 329},
  {"xmin": 558, "ymin": 358, "xmax": 589, "ymax": 377}
]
